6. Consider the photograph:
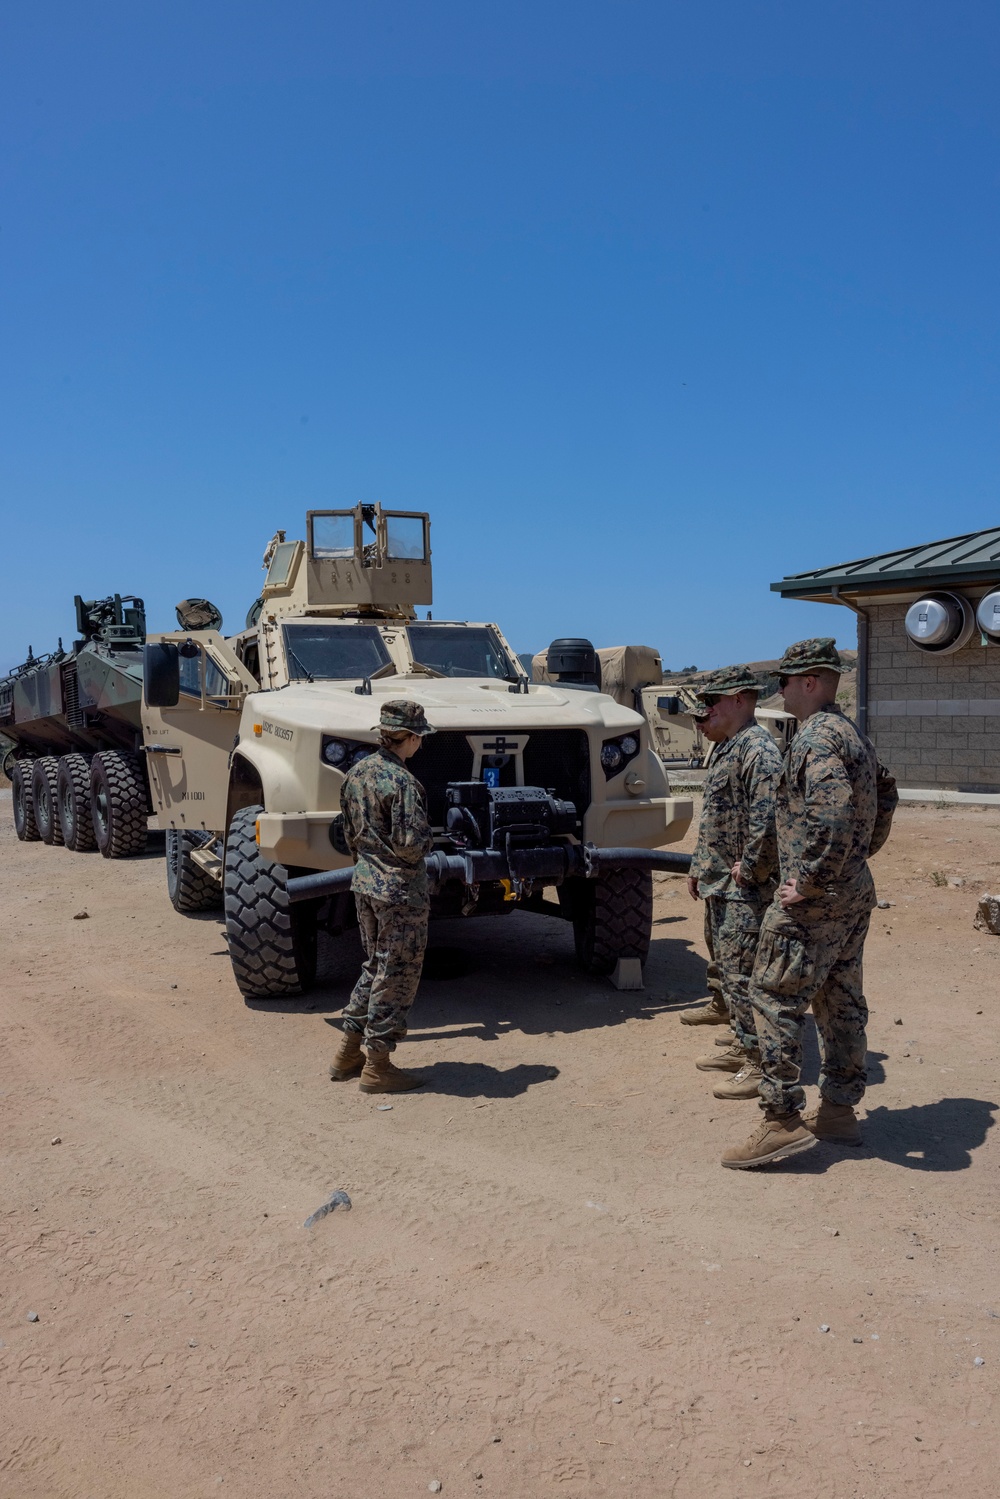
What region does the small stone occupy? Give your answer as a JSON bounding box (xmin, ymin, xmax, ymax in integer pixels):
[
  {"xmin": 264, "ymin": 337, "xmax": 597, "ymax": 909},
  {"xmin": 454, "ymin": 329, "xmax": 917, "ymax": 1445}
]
[
  {"xmin": 26, "ymin": 1311, "xmax": 39, "ymax": 1322},
  {"xmin": 819, "ymin": 1324, "xmax": 830, "ymax": 1333},
  {"xmin": 170, "ymin": 984, "xmax": 178, "ymax": 990},
  {"xmin": 73, "ymin": 910, "xmax": 89, "ymax": 920},
  {"xmin": 612, "ymin": 1396, "xmax": 622, "ymax": 1404},
  {"xmin": 474, "ymin": 1473, "xmax": 483, "ymax": 1481},
  {"xmin": 376, "ymin": 1103, "xmax": 393, "ymax": 1112},
  {"xmin": 906, "ymin": 1254, "xmax": 914, "ymax": 1260},
  {"xmin": 492, "ymin": 1435, "xmax": 501, "ymax": 1443},
  {"xmin": 823, "ymin": 1227, "xmax": 840, "ymax": 1237},
  {"xmin": 50, "ymin": 1136, "xmax": 61, "ymax": 1145},
  {"xmin": 894, "ymin": 1017, "xmax": 903, "ymax": 1025},
  {"xmin": 947, "ymin": 876, "xmax": 965, "ymax": 888},
  {"xmin": 188, "ymin": 1339, "xmax": 198, "ymax": 1347},
  {"xmin": 871, "ymin": 1334, "xmax": 879, "ymax": 1340},
  {"xmin": 429, "ymin": 1482, "xmax": 442, "ymax": 1493},
  {"xmin": 877, "ymin": 900, "xmax": 892, "ymax": 909},
  {"xmin": 853, "ymin": 1337, "xmax": 863, "ymax": 1344},
  {"xmin": 974, "ymin": 1356, "xmax": 985, "ymax": 1367}
]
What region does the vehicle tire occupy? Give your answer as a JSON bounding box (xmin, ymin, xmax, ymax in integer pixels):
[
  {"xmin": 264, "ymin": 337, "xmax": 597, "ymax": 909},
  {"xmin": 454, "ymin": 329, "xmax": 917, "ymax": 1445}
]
[
  {"xmin": 32, "ymin": 756, "xmax": 65, "ymax": 846},
  {"xmin": 572, "ymin": 867, "xmax": 653, "ymax": 976},
  {"xmin": 11, "ymin": 760, "xmax": 40, "ymax": 842},
  {"xmin": 166, "ymin": 827, "xmax": 223, "ymax": 913},
  {"xmin": 224, "ymin": 805, "xmax": 317, "ymax": 999},
  {"xmin": 90, "ymin": 751, "xmax": 148, "ymax": 858},
  {"xmin": 57, "ymin": 753, "xmax": 96, "ymax": 851}
]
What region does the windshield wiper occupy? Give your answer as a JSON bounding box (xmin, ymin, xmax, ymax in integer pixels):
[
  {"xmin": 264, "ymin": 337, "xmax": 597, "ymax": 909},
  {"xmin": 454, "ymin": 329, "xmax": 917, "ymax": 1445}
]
[
  {"xmin": 409, "ymin": 660, "xmax": 447, "ymax": 678},
  {"xmin": 285, "ymin": 645, "xmax": 314, "ymax": 682}
]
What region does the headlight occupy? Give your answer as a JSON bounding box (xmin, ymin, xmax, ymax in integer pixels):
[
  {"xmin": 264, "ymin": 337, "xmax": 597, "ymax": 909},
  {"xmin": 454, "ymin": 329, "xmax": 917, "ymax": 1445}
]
[
  {"xmin": 601, "ymin": 731, "xmax": 642, "ymax": 780},
  {"xmin": 321, "ymin": 735, "xmax": 373, "ymax": 770}
]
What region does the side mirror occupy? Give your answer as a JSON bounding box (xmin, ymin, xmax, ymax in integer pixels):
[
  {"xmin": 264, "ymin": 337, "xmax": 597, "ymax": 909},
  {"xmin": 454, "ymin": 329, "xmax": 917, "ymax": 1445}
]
[{"xmin": 144, "ymin": 642, "xmax": 180, "ymax": 708}]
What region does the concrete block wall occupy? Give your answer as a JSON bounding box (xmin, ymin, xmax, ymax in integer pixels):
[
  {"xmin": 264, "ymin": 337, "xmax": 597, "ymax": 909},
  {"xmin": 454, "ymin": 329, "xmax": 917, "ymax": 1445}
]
[{"xmin": 866, "ymin": 602, "xmax": 1000, "ymax": 791}]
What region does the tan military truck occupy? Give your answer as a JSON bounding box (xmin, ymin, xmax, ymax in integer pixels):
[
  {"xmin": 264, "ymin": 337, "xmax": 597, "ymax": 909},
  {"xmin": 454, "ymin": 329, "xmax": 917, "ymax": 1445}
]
[
  {"xmin": 141, "ymin": 506, "xmax": 693, "ymax": 1000},
  {"xmin": 532, "ymin": 646, "xmax": 795, "ymax": 766}
]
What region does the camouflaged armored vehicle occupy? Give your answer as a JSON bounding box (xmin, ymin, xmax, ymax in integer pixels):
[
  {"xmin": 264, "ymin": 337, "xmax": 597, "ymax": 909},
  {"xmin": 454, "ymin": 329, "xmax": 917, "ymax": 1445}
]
[
  {"xmin": 141, "ymin": 506, "xmax": 693, "ymax": 999},
  {"xmin": 2, "ymin": 594, "xmax": 152, "ymax": 857}
]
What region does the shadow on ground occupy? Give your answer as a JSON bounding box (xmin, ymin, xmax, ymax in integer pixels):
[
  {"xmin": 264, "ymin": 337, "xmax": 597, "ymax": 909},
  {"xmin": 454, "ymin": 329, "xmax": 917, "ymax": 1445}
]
[{"xmin": 775, "ymin": 1096, "xmax": 998, "ymax": 1175}]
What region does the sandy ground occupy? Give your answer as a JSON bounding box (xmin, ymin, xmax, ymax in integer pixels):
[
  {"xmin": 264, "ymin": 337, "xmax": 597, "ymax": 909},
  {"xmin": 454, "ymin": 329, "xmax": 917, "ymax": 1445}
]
[{"xmin": 2, "ymin": 793, "xmax": 999, "ymax": 1499}]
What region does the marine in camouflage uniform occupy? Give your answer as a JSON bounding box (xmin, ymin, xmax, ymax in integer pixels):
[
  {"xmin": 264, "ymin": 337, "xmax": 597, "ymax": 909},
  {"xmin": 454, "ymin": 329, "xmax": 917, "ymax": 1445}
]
[
  {"xmin": 722, "ymin": 639, "xmax": 897, "ymax": 1169},
  {"xmin": 688, "ymin": 666, "xmax": 782, "ymax": 1095},
  {"xmin": 329, "ymin": 700, "xmax": 436, "ymax": 1092}
]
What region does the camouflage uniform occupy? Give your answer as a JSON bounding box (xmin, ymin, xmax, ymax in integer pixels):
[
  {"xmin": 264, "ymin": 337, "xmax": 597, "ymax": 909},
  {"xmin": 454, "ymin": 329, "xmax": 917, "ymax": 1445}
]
[
  {"xmin": 749, "ymin": 640, "xmax": 897, "ymax": 1117},
  {"xmin": 690, "ymin": 666, "xmax": 782, "ymax": 1057},
  {"xmin": 340, "ymin": 702, "xmax": 435, "ymax": 1056}
]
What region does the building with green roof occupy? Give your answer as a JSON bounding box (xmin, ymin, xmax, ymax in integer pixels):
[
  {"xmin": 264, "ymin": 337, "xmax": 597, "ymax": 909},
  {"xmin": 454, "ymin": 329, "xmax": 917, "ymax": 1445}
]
[{"xmin": 773, "ymin": 527, "xmax": 1000, "ymax": 797}]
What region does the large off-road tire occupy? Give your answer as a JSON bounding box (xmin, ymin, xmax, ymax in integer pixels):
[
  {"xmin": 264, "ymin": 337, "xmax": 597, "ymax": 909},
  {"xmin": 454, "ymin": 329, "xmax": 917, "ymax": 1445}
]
[
  {"xmin": 90, "ymin": 751, "xmax": 148, "ymax": 858},
  {"xmin": 32, "ymin": 757, "xmax": 65, "ymax": 846},
  {"xmin": 57, "ymin": 753, "xmax": 96, "ymax": 851},
  {"xmin": 11, "ymin": 760, "xmax": 40, "ymax": 842},
  {"xmin": 166, "ymin": 828, "xmax": 223, "ymax": 913},
  {"xmin": 224, "ymin": 804, "xmax": 317, "ymax": 999},
  {"xmin": 572, "ymin": 868, "xmax": 653, "ymax": 976}
]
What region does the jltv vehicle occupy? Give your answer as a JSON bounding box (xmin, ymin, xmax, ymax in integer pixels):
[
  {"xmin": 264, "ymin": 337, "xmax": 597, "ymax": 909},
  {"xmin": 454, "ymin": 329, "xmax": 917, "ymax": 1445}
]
[{"xmin": 141, "ymin": 507, "xmax": 692, "ymax": 999}]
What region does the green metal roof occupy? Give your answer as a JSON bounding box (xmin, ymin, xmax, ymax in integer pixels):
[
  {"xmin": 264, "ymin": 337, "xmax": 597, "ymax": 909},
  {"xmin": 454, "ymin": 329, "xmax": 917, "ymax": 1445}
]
[{"xmin": 772, "ymin": 526, "xmax": 1000, "ymax": 598}]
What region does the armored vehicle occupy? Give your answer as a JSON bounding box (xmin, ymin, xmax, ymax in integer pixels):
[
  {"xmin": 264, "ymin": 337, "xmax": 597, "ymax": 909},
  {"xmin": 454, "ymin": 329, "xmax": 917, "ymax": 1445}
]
[
  {"xmin": 2, "ymin": 594, "xmax": 151, "ymax": 857},
  {"xmin": 141, "ymin": 506, "xmax": 693, "ymax": 999}
]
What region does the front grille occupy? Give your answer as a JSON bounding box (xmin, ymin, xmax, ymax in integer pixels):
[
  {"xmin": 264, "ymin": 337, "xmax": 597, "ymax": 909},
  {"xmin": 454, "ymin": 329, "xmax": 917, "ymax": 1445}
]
[
  {"xmin": 523, "ymin": 729, "xmax": 591, "ymax": 818},
  {"xmin": 62, "ymin": 664, "xmax": 84, "ymax": 728},
  {"xmin": 410, "ymin": 731, "xmax": 474, "ymax": 827},
  {"xmin": 411, "ymin": 727, "xmax": 591, "ymax": 828}
]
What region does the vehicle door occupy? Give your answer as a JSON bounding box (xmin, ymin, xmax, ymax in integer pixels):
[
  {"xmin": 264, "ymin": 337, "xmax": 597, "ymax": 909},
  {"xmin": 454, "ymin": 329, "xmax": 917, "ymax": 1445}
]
[{"xmin": 142, "ymin": 631, "xmax": 256, "ymax": 832}]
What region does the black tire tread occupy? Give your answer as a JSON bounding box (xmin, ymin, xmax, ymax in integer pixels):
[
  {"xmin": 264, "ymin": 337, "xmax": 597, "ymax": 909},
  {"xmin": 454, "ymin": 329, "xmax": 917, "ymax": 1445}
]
[
  {"xmin": 90, "ymin": 751, "xmax": 148, "ymax": 858},
  {"xmin": 57, "ymin": 753, "xmax": 96, "ymax": 851},
  {"xmin": 223, "ymin": 804, "xmax": 316, "ymax": 999},
  {"xmin": 167, "ymin": 828, "xmax": 223, "ymax": 913},
  {"xmin": 574, "ymin": 867, "xmax": 653, "ymax": 975},
  {"xmin": 32, "ymin": 756, "xmax": 65, "ymax": 846},
  {"xmin": 11, "ymin": 759, "xmax": 40, "ymax": 842}
]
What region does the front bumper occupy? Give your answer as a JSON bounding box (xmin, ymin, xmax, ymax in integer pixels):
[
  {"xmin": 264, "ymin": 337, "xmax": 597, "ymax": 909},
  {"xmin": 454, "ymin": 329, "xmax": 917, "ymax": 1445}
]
[{"xmin": 285, "ymin": 841, "xmax": 692, "ymax": 905}]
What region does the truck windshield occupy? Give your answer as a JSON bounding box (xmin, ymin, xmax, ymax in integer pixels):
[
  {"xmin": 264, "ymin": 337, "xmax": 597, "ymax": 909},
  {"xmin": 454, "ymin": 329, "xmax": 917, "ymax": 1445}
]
[
  {"xmin": 406, "ymin": 625, "xmax": 517, "ymax": 680},
  {"xmin": 282, "ymin": 624, "xmax": 392, "ymax": 680}
]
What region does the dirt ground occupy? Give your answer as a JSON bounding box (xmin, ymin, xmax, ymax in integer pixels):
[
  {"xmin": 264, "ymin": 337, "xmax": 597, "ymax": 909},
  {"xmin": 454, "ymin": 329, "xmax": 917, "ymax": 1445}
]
[{"xmin": 2, "ymin": 794, "xmax": 999, "ymax": 1499}]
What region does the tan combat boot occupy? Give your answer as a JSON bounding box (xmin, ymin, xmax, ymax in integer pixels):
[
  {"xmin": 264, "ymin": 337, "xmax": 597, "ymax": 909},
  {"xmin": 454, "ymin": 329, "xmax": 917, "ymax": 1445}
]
[
  {"xmin": 359, "ymin": 1051, "xmax": 425, "ymax": 1094},
  {"xmin": 802, "ymin": 1099, "xmax": 862, "ymax": 1146},
  {"xmin": 712, "ymin": 1059, "xmax": 763, "ymax": 1100},
  {"xmin": 328, "ymin": 1029, "xmax": 364, "ymax": 1080},
  {"xmin": 696, "ymin": 1039, "xmax": 744, "ymax": 1072},
  {"xmin": 721, "ymin": 1111, "xmax": 816, "ymax": 1169},
  {"xmin": 678, "ymin": 993, "xmax": 730, "ymax": 1026}
]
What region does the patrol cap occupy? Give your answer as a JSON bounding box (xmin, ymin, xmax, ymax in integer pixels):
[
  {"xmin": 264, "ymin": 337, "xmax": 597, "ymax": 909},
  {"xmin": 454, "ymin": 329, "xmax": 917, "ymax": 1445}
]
[
  {"xmin": 777, "ymin": 637, "xmax": 845, "ymax": 676},
  {"xmin": 373, "ymin": 699, "xmax": 436, "ymax": 736},
  {"xmin": 691, "ymin": 663, "xmax": 765, "ymax": 715}
]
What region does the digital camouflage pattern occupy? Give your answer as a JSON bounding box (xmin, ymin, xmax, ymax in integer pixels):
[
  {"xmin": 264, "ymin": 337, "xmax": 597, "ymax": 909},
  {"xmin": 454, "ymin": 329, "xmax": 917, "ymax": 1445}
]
[
  {"xmin": 690, "ymin": 723, "xmax": 782, "ymax": 898},
  {"xmin": 692, "ymin": 663, "xmax": 767, "ymax": 701},
  {"xmin": 752, "ymin": 900, "xmax": 871, "ymax": 1114},
  {"xmin": 373, "ymin": 698, "xmax": 436, "ymax": 735},
  {"xmin": 776, "ymin": 637, "xmax": 846, "ymax": 676},
  {"xmin": 341, "ymin": 746, "xmax": 434, "ymax": 909},
  {"xmin": 750, "ymin": 703, "xmax": 898, "ymax": 1117},
  {"xmin": 342, "ymin": 895, "xmax": 429, "ymax": 1054},
  {"xmin": 703, "ymin": 895, "xmax": 769, "ymax": 1057},
  {"xmin": 691, "ymin": 721, "xmax": 782, "ymax": 1058}
]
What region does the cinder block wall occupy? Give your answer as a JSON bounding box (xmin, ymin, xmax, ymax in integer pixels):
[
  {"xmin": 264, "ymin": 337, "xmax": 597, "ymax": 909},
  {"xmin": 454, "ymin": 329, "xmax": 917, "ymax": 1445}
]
[{"xmin": 866, "ymin": 602, "xmax": 1000, "ymax": 792}]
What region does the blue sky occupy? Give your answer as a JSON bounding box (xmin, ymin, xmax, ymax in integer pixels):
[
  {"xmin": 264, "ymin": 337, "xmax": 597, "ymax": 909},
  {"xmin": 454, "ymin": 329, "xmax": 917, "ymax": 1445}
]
[{"xmin": 2, "ymin": 1, "xmax": 999, "ymax": 673}]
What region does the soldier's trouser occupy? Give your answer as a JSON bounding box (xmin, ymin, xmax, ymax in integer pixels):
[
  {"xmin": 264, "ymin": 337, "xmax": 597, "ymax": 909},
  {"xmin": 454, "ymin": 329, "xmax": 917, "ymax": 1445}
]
[
  {"xmin": 704, "ymin": 896, "xmax": 764, "ymax": 1057},
  {"xmin": 343, "ymin": 895, "xmax": 429, "ymax": 1056},
  {"xmin": 749, "ymin": 900, "xmax": 872, "ymax": 1118}
]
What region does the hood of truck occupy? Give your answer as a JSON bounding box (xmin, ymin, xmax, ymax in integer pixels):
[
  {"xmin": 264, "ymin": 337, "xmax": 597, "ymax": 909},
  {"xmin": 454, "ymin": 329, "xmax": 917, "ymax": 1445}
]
[{"xmin": 246, "ymin": 678, "xmax": 643, "ymax": 735}]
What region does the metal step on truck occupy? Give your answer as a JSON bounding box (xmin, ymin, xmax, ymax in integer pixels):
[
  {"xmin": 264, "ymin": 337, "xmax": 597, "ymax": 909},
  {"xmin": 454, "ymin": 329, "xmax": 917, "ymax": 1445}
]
[
  {"xmin": 2, "ymin": 594, "xmax": 154, "ymax": 857},
  {"xmin": 140, "ymin": 505, "xmax": 694, "ymax": 1000}
]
